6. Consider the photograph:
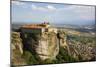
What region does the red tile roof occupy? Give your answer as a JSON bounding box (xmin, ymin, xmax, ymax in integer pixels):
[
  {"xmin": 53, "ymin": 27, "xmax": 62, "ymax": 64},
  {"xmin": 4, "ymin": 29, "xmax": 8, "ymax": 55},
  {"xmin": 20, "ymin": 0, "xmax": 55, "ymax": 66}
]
[{"xmin": 21, "ymin": 23, "xmax": 49, "ymax": 29}]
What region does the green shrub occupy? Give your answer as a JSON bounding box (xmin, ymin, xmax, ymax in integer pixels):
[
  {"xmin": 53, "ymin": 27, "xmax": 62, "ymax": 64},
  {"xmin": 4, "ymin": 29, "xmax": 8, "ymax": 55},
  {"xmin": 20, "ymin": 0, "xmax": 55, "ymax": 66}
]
[{"xmin": 22, "ymin": 50, "xmax": 39, "ymax": 65}]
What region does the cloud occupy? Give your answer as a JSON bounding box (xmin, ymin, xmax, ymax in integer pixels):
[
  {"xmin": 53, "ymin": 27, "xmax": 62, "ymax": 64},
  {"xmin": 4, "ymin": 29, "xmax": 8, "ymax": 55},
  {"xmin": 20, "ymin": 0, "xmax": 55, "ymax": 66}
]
[
  {"xmin": 31, "ymin": 4, "xmax": 47, "ymax": 11},
  {"xmin": 12, "ymin": 1, "xmax": 25, "ymax": 5},
  {"xmin": 56, "ymin": 5, "xmax": 95, "ymax": 20},
  {"xmin": 31, "ymin": 4, "xmax": 57, "ymax": 12},
  {"xmin": 12, "ymin": 1, "xmax": 27, "ymax": 8},
  {"xmin": 74, "ymin": 6, "xmax": 95, "ymax": 20},
  {"xmin": 31, "ymin": 4, "xmax": 37, "ymax": 9},
  {"xmin": 46, "ymin": 5, "xmax": 56, "ymax": 10}
]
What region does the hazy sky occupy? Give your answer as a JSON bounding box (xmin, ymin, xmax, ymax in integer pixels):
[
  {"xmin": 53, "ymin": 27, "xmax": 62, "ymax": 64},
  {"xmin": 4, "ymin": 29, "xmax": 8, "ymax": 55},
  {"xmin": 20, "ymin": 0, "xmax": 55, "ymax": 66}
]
[{"xmin": 11, "ymin": 1, "xmax": 95, "ymax": 25}]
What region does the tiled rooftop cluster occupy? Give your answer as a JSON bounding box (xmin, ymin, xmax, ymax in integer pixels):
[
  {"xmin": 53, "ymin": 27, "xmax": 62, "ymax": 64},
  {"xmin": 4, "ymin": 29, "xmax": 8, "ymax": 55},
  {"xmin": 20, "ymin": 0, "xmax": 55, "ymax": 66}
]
[{"xmin": 21, "ymin": 22, "xmax": 50, "ymax": 29}]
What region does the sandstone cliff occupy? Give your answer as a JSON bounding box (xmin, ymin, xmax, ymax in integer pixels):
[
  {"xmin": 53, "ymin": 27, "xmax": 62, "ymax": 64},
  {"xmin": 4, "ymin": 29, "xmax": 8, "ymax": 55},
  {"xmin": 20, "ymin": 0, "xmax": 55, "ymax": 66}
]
[
  {"xmin": 11, "ymin": 32, "xmax": 26, "ymax": 65},
  {"xmin": 36, "ymin": 31, "xmax": 59, "ymax": 60}
]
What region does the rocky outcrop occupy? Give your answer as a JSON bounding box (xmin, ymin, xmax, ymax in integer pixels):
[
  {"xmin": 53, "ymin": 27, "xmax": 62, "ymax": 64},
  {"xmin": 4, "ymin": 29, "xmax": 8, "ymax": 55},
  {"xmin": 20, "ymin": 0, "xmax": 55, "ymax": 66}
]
[
  {"xmin": 11, "ymin": 28, "xmax": 69, "ymax": 62},
  {"xmin": 11, "ymin": 32, "xmax": 26, "ymax": 65},
  {"xmin": 20, "ymin": 31, "xmax": 60, "ymax": 61},
  {"xmin": 36, "ymin": 31, "xmax": 59, "ymax": 60},
  {"xmin": 11, "ymin": 32, "xmax": 23, "ymax": 54},
  {"xmin": 57, "ymin": 30, "xmax": 71, "ymax": 56}
]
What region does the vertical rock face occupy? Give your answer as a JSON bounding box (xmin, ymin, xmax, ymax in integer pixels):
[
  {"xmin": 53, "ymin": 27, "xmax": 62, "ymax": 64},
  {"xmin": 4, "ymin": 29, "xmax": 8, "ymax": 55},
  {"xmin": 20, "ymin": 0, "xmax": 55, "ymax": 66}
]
[
  {"xmin": 11, "ymin": 32, "xmax": 26, "ymax": 65},
  {"xmin": 12, "ymin": 29, "xmax": 69, "ymax": 63},
  {"xmin": 58, "ymin": 31, "xmax": 67, "ymax": 47},
  {"xmin": 19, "ymin": 23, "xmax": 69, "ymax": 61},
  {"xmin": 57, "ymin": 30, "xmax": 71, "ymax": 55},
  {"xmin": 20, "ymin": 28, "xmax": 60, "ymax": 61},
  {"xmin": 12, "ymin": 26, "xmax": 69, "ymax": 63},
  {"xmin": 11, "ymin": 32, "xmax": 23, "ymax": 54},
  {"xmin": 36, "ymin": 32, "xmax": 59, "ymax": 60}
]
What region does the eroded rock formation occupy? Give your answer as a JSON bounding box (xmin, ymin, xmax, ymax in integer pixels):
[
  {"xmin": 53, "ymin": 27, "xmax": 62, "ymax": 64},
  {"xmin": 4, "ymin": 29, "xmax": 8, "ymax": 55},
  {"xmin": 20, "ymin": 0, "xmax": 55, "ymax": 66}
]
[
  {"xmin": 20, "ymin": 28, "xmax": 60, "ymax": 61},
  {"xmin": 11, "ymin": 32, "xmax": 26, "ymax": 65},
  {"xmin": 36, "ymin": 32, "xmax": 59, "ymax": 60}
]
